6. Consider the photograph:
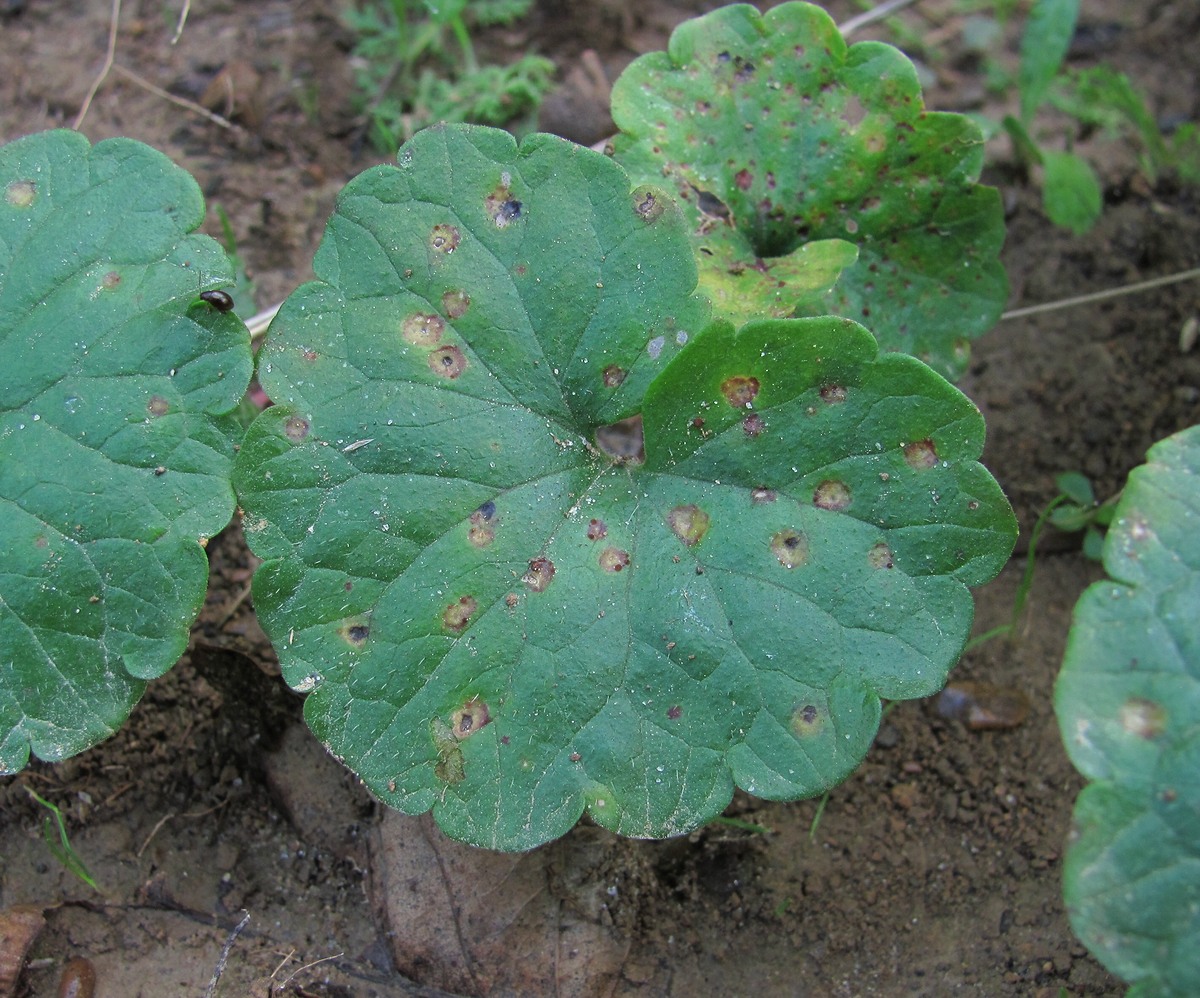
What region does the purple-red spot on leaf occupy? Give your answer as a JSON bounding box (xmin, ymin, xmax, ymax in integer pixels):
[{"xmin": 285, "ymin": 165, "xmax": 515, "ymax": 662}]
[
  {"xmin": 599, "ymin": 547, "xmax": 631, "ymax": 572},
  {"xmin": 102, "ymin": 270, "xmax": 121, "ymax": 289},
  {"xmin": 429, "ymin": 345, "xmax": 467, "ymax": 379},
  {"xmin": 820, "ymin": 384, "xmax": 847, "ymax": 404},
  {"xmin": 147, "ymin": 395, "xmax": 170, "ymax": 418},
  {"xmin": 721, "ymin": 375, "xmax": 760, "ymax": 408},
  {"xmin": 443, "ymin": 596, "xmax": 478, "ymax": 634},
  {"xmin": 903, "ymin": 438, "xmax": 939, "ymax": 470},
  {"xmin": 667, "ymin": 504, "xmax": 711, "ymax": 547},
  {"xmin": 813, "ymin": 480, "xmax": 851, "ymax": 511},
  {"xmin": 734, "ymin": 168, "xmax": 753, "ymax": 191},
  {"xmin": 667, "ymin": 705, "xmax": 682, "ymax": 720},
  {"xmin": 743, "ymin": 413, "xmax": 765, "ymax": 437},
  {"xmin": 587, "ymin": 518, "xmax": 607, "ymax": 541},
  {"xmin": 523, "ymin": 556, "xmax": 555, "ymax": 592}
]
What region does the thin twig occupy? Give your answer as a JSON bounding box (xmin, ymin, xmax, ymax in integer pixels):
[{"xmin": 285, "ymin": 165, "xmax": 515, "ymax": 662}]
[
  {"xmin": 279, "ymin": 951, "xmax": 344, "ymax": 989},
  {"xmin": 110, "ymin": 64, "xmax": 243, "ymax": 133},
  {"xmin": 839, "ymin": 0, "xmax": 921, "ymax": 37},
  {"xmin": 1000, "ymin": 266, "xmax": 1200, "ymax": 321},
  {"xmin": 136, "ymin": 812, "xmax": 175, "ymax": 857},
  {"xmin": 73, "ymin": 0, "xmax": 122, "ymax": 130},
  {"xmin": 204, "ymin": 910, "xmax": 251, "ymax": 998},
  {"xmin": 170, "ymin": 0, "xmax": 191, "ymax": 45}
]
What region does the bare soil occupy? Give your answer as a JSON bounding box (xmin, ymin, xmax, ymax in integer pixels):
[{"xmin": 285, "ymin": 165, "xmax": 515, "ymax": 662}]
[{"xmin": 2, "ymin": 1, "xmax": 1198, "ymax": 996}]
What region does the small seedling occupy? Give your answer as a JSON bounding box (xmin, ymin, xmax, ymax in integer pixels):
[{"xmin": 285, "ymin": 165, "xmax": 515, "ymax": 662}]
[{"xmin": 26, "ymin": 788, "xmax": 101, "ymax": 891}]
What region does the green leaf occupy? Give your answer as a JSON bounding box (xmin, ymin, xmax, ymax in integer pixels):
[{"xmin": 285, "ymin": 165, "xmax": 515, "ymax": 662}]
[
  {"xmin": 608, "ymin": 1, "xmax": 1009, "ymax": 381},
  {"xmin": 0, "ymin": 130, "xmax": 253, "ymax": 773},
  {"xmin": 1055, "ymin": 470, "xmax": 1095, "ymax": 507},
  {"xmin": 1043, "ymin": 150, "xmax": 1103, "ymax": 234},
  {"xmin": 234, "ymin": 123, "xmax": 1016, "ymax": 851},
  {"xmin": 1018, "ymin": 0, "xmax": 1079, "ymax": 123},
  {"xmin": 1056, "ymin": 426, "xmax": 1200, "ymax": 995}
]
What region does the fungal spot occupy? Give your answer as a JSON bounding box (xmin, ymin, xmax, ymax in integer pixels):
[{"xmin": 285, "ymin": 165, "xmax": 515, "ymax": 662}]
[
  {"xmin": 570, "ymin": 752, "xmax": 582, "ymax": 762},
  {"xmin": 734, "ymin": 168, "xmax": 753, "ymax": 191},
  {"xmin": 523, "ymin": 556, "xmax": 555, "ymax": 592},
  {"xmin": 813, "ymin": 480, "xmax": 852, "ymax": 511},
  {"xmin": 442, "ymin": 595, "xmax": 478, "ymax": 633},
  {"xmin": 200, "ymin": 289, "xmax": 235, "ymax": 312},
  {"xmin": 770, "ymin": 529, "xmax": 809, "ymax": 568},
  {"xmin": 1120, "ymin": 697, "xmax": 1167, "ymax": 739},
  {"xmin": 5, "ymin": 179, "xmax": 36, "ymax": 207},
  {"xmin": 820, "ymin": 384, "xmax": 847, "ymax": 404},
  {"xmin": 284, "ymin": 415, "xmax": 310, "ymax": 443},
  {"xmin": 633, "ymin": 187, "xmax": 664, "ymax": 222},
  {"xmin": 903, "ymin": 438, "xmax": 939, "ymax": 470},
  {"xmin": 667, "ymin": 705, "xmax": 682, "ymax": 720},
  {"xmin": 667, "ymin": 504, "xmax": 711, "ymax": 547},
  {"xmin": 936, "ymin": 682, "xmax": 1030, "ymax": 731},
  {"xmin": 595, "ymin": 414, "xmax": 645, "ymax": 464},
  {"xmin": 402, "ymin": 312, "xmax": 445, "ymax": 347},
  {"xmin": 430, "ymin": 223, "xmax": 460, "ymax": 253},
  {"xmin": 442, "ymin": 289, "xmax": 471, "ymax": 318},
  {"xmin": 721, "ymin": 375, "xmax": 760, "ymax": 408},
  {"xmin": 742, "ymin": 413, "xmax": 765, "ymax": 437},
  {"xmin": 602, "ymin": 364, "xmax": 627, "ymax": 388},
  {"xmin": 302, "ymin": 349, "xmax": 319, "ymax": 361},
  {"xmin": 750, "ymin": 486, "xmax": 777, "ymax": 504},
  {"xmin": 467, "ymin": 503, "xmax": 496, "ymax": 548},
  {"xmin": 339, "ymin": 621, "xmax": 370, "ymax": 646},
  {"xmin": 450, "ymin": 697, "xmax": 491, "ymax": 739},
  {"xmin": 868, "ymin": 542, "xmax": 894, "ymax": 569},
  {"xmin": 429, "ymin": 345, "xmax": 467, "ymax": 379},
  {"xmin": 790, "ymin": 703, "xmax": 823, "ymax": 738},
  {"xmin": 599, "ymin": 547, "xmax": 631, "ymax": 572},
  {"xmin": 505, "ymin": 592, "xmax": 520, "ymax": 608},
  {"xmin": 431, "ymin": 719, "xmax": 466, "ymax": 783},
  {"xmin": 101, "ymin": 270, "xmax": 121, "ymax": 289},
  {"xmin": 486, "ymin": 181, "xmax": 522, "ymax": 228},
  {"xmin": 147, "ymin": 395, "xmax": 170, "ymax": 418},
  {"xmin": 587, "ymin": 518, "xmax": 607, "ymax": 541}
]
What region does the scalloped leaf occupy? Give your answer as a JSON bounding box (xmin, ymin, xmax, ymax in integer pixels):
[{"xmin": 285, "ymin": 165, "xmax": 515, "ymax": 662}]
[
  {"xmin": 0, "ymin": 130, "xmax": 253, "ymax": 773},
  {"xmin": 234, "ymin": 123, "xmax": 1016, "ymax": 850},
  {"xmin": 609, "ymin": 1, "xmax": 1009, "ymax": 381},
  {"xmin": 1056, "ymin": 426, "xmax": 1200, "ymax": 996}
]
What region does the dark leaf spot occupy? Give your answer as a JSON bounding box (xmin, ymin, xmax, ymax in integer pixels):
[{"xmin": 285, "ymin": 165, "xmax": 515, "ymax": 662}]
[
  {"xmin": 523, "ymin": 556, "xmax": 555, "ymax": 592},
  {"xmin": 429, "ymin": 345, "xmax": 467, "ymax": 379},
  {"xmin": 442, "ymin": 596, "xmax": 478, "ymax": 633},
  {"xmin": 770, "ymin": 529, "xmax": 809, "ymax": 568},
  {"xmin": 599, "ymin": 547, "xmax": 630, "ymax": 572},
  {"xmin": 402, "ymin": 312, "xmax": 445, "ymax": 347}
]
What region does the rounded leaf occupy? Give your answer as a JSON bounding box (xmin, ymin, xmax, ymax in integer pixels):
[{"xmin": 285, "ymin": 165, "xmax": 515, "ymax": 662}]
[
  {"xmin": 235, "ymin": 123, "xmax": 1015, "ymax": 850},
  {"xmin": 609, "ymin": 1, "xmax": 1009, "ymax": 380},
  {"xmin": 0, "ymin": 130, "xmax": 252, "ymax": 773},
  {"xmin": 1056, "ymin": 426, "xmax": 1200, "ymax": 995}
]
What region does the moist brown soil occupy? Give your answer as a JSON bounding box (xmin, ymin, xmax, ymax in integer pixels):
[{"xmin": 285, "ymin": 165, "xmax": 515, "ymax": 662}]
[{"xmin": 2, "ymin": 1, "xmax": 1198, "ymax": 996}]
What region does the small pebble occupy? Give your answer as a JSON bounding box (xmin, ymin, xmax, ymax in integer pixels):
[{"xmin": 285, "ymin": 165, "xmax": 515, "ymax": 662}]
[
  {"xmin": 936, "ymin": 681, "xmax": 1030, "ymax": 730},
  {"xmin": 58, "ymin": 957, "xmax": 96, "ymax": 998}
]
